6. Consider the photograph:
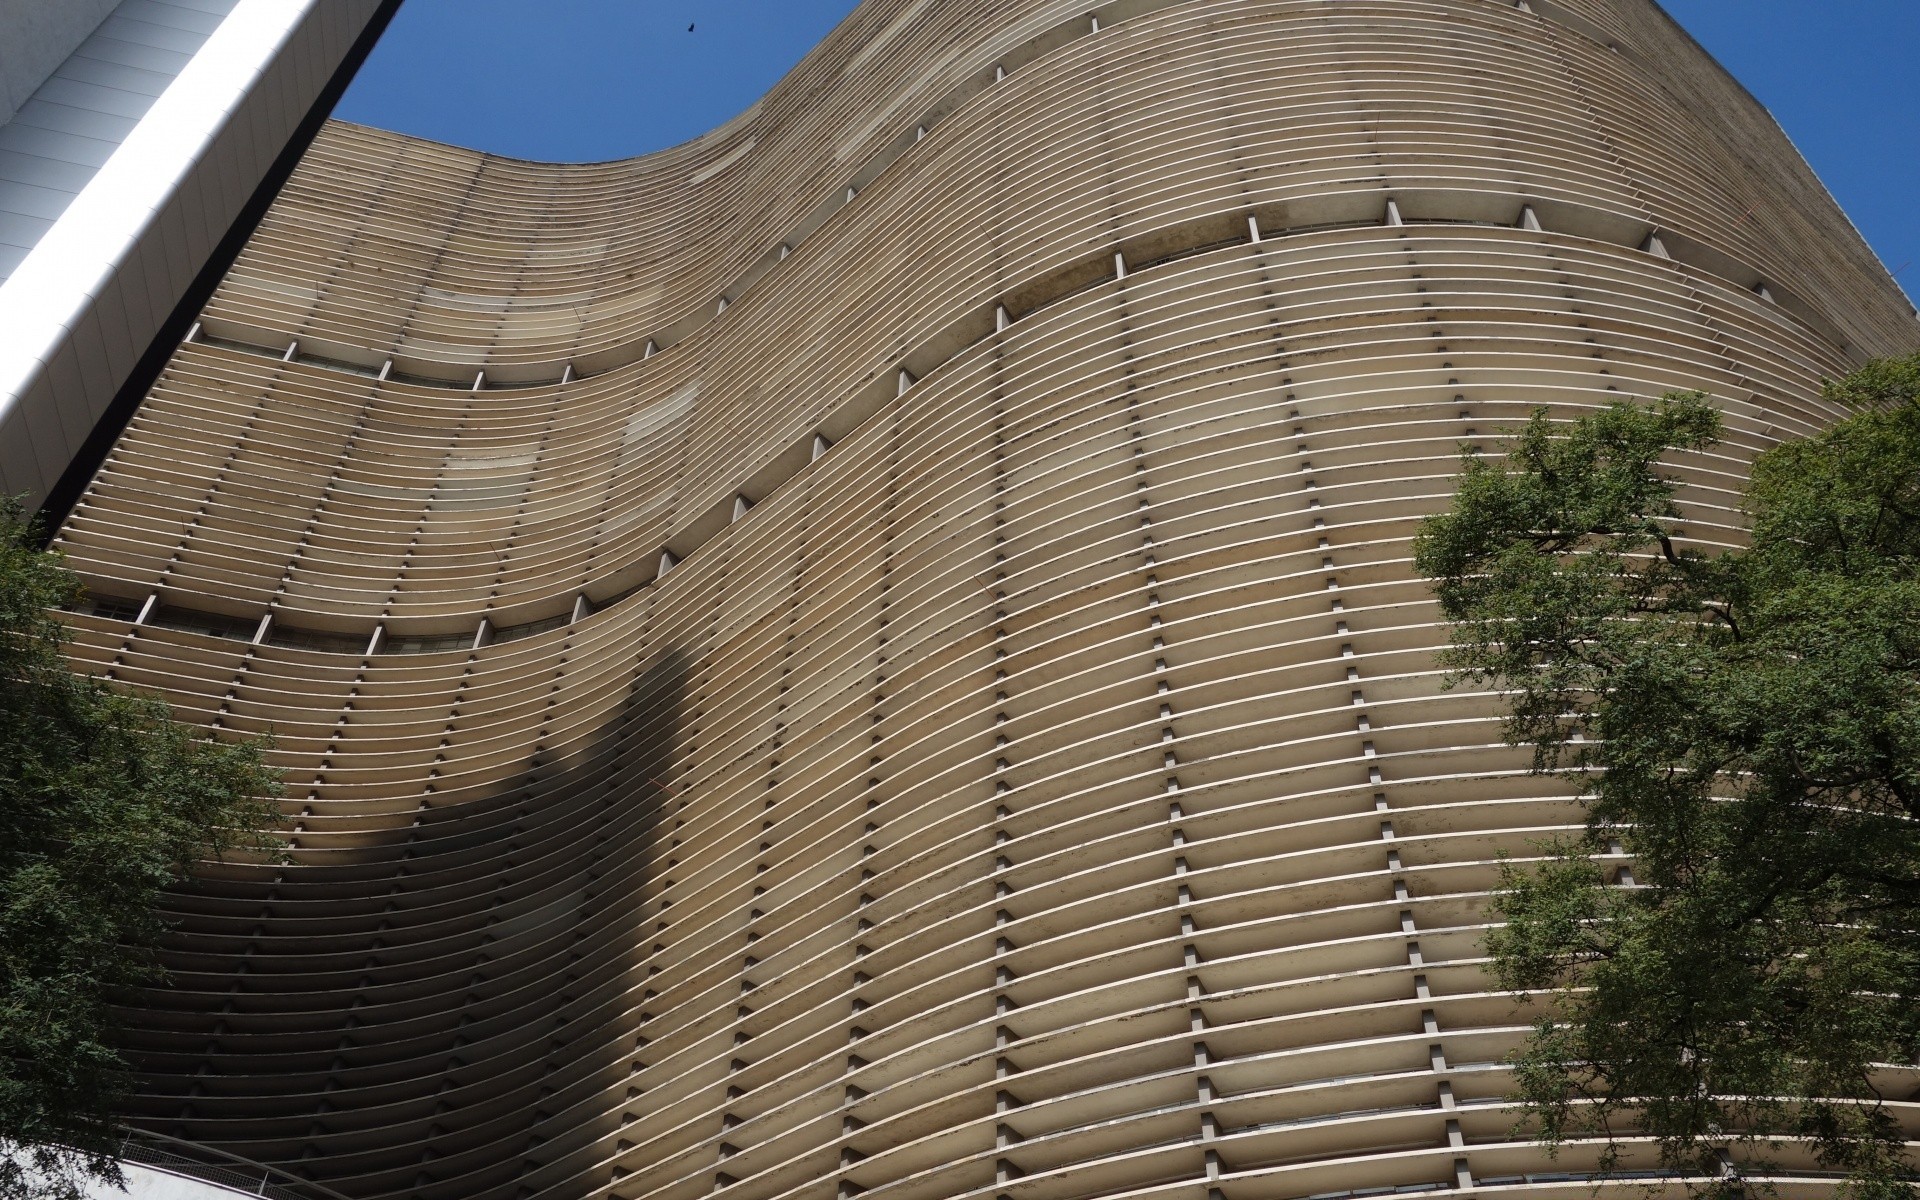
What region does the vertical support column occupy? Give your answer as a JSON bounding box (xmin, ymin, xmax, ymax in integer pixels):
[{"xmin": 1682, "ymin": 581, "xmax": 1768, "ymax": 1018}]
[
  {"xmin": 839, "ymin": 403, "xmax": 908, "ymax": 1200},
  {"xmin": 718, "ymin": 740, "xmax": 763, "ymax": 1194},
  {"xmin": 981, "ymin": 302, "xmax": 1026, "ymax": 1200},
  {"xmin": 1099, "ymin": 270, "xmax": 1226, "ymax": 1192}
]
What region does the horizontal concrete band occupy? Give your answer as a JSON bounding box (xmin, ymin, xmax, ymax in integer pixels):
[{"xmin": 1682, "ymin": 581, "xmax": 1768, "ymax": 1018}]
[
  {"xmin": 52, "ymin": 1, "xmax": 1919, "ymax": 1199},
  {"xmin": 69, "ymin": 197, "xmax": 1873, "ymax": 653},
  {"xmin": 187, "ymin": 0, "xmax": 1913, "ymax": 389}
]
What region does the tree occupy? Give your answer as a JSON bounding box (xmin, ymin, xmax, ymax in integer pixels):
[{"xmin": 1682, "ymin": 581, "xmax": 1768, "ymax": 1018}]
[
  {"xmin": 0, "ymin": 502, "xmax": 281, "ymax": 1200},
  {"xmin": 1413, "ymin": 353, "xmax": 1920, "ymax": 1198}
]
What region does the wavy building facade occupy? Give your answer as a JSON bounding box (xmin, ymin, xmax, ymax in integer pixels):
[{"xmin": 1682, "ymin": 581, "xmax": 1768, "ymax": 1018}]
[{"xmin": 44, "ymin": 1, "xmax": 1919, "ymax": 1199}]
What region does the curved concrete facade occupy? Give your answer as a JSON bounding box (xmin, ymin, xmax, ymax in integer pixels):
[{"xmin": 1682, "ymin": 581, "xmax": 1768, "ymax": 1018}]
[{"xmin": 49, "ymin": 1, "xmax": 1918, "ymax": 1199}]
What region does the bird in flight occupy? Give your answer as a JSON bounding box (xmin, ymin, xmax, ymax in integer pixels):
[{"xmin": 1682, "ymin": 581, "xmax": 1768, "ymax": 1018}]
[{"xmin": 687, "ymin": 23, "xmax": 695, "ymax": 31}]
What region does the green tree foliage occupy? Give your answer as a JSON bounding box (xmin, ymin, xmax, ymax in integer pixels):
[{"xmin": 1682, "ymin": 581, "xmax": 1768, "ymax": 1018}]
[
  {"xmin": 1413, "ymin": 353, "xmax": 1920, "ymax": 1198},
  {"xmin": 0, "ymin": 503, "xmax": 281, "ymax": 1200}
]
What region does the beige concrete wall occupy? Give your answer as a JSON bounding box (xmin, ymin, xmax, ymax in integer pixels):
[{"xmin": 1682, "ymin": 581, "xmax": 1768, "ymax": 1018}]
[{"xmin": 51, "ymin": 1, "xmax": 1919, "ymax": 1199}]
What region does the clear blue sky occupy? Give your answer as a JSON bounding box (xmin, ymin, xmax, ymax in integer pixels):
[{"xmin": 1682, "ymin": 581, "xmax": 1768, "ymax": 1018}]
[{"xmin": 332, "ymin": 1, "xmax": 1916, "ymax": 298}]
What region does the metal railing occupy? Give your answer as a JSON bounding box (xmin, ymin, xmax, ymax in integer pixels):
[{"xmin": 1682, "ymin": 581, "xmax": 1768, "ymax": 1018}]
[{"xmin": 113, "ymin": 1127, "xmax": 351, "ymax": 1200}]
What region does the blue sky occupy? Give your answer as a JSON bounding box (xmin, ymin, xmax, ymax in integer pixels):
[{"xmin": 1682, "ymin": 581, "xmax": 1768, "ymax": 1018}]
[{"xmin": 333, "ymin": 1, "xmax": 1916, "ymax": 298}]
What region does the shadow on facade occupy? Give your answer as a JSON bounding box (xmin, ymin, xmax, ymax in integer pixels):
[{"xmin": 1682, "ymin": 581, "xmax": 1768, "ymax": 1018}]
[{"xmin": 117, "ymin": 646, "xmax": 691, "ymax": 1200}]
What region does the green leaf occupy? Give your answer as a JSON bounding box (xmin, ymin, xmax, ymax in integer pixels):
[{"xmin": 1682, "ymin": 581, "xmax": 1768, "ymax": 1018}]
[
  {"xmin": 1416, "ymin": 355, "xmax": 1920, "ymax": 1197},
  {"xmin": 0, "ymin": 499, "xmax": 283, "ymax": 1200}
]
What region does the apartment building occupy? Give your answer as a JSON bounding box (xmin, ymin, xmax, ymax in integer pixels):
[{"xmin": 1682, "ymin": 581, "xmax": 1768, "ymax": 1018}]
[{"xmin": 35, "ymin": 1, "xmax": 1918, "ymax": 1197}]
